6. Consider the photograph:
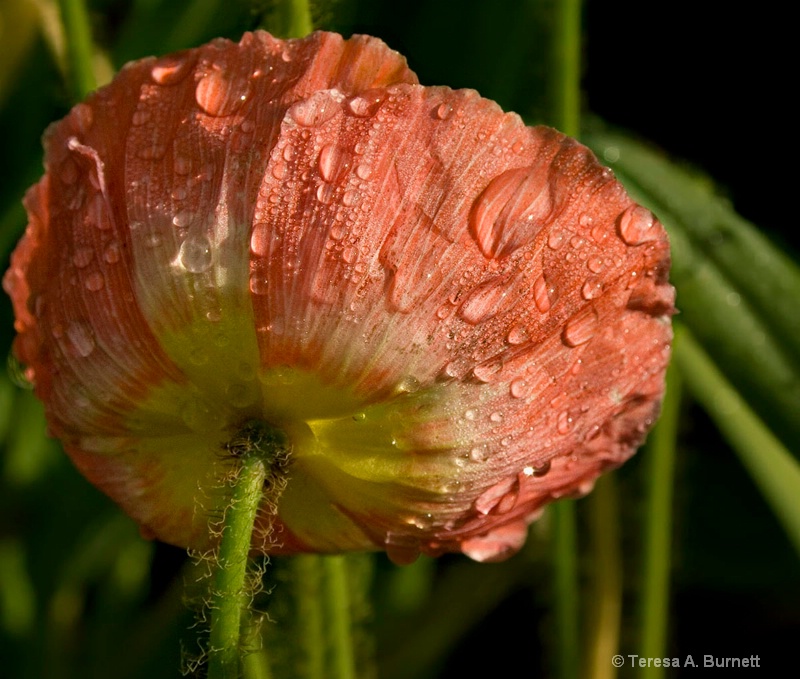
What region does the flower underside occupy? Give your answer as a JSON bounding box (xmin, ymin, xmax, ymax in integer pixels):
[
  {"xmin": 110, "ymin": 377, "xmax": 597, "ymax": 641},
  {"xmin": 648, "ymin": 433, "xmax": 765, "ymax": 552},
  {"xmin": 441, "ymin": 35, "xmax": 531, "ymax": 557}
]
[{"xmin": 4, "ymin": 30, "xmax": 673, "ymax": 563}]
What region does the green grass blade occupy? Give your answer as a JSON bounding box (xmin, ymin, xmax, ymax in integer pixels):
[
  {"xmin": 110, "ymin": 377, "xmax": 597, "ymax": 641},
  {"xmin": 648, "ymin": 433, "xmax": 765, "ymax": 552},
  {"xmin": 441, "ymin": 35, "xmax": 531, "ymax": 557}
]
[
  {"xmin": 639, "ymin": 361, "xmax": 681, "ymax": 678},
  {"xmin": 674, "ymin": 325, "xmax": 800, "ymax": 558}
]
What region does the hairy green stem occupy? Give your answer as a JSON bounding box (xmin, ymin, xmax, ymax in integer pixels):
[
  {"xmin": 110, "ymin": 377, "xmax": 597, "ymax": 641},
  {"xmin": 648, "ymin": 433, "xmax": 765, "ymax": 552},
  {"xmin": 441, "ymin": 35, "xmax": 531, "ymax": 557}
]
[
  {"xmin": 58, "ymin": 0, "xmax": 96, "ymax": 100},
  {"xmin": 207, "ymin": 423, "xmax": 289, "ymax": 679},
  {"xmin": 640, "ymin": 361, "xmax": 681, "ymax": 677},
  {"xmin": 208, "ymin": 455, "xmax": 267, "ymax": 679}
]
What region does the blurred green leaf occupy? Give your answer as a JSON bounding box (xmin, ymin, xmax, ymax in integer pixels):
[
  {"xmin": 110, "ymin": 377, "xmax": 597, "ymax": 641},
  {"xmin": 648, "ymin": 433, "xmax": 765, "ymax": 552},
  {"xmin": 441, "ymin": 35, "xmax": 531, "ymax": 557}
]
[{"xmin": 674, "ymin": 326, "xmax": 800, "ymax": 558}]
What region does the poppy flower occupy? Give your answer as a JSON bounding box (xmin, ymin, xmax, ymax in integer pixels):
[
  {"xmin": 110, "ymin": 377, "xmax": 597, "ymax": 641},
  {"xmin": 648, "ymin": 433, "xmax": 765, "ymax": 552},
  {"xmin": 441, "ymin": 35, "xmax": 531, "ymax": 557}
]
[{"xmin": 4, "ymin": 30, "xmax": 673, "ymax": 563}]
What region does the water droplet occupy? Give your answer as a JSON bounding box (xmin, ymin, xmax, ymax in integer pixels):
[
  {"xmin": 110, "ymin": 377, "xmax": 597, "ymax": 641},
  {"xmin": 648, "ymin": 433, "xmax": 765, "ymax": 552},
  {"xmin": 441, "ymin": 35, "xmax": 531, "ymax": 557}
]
[
  {"xmin": 547, "ymin": 231, "xmax": 565, "ymax": 250},
  {"xmin": 72, "ymin": 247, "xmax": 94, "ymax": 268},
  {"xmin": 464, "ymin": 409, "xmax": 477, "ymax": 421},
  {"xmin": 562, "ymin": 306, "xmax": 598, "ymax": 347},
  {"xmin": 469, "ymin": 166, "xmax": 551, "ymax": 258},
  {"xmin": 617, "ymin": 204, "xmax": 657, "ymax": 245},
  {"xmin": 195, "ymin": 67, "xmax": 250, "ymax": 117},
  {"xmin": 506, "ymin": 325, "xmax": 528, "ymax": 345},
  {"xmin": 84, "ymin": 272, "xmax": 105, "ymax": 292},
  {"xmin": 533, "ymin": 460, "xmax": 551, "ymax": 477},
  {"xmin": 581, "ymin": 277, "xmax": 603, "ymax": 300},
  {"xmin": 226, "ymin": 383, "xmax": 257, "ymax": 408},
  {"xmin": 509, "ymin": 378, "xmax": 530, "ymax": 399},
  {"xmin": 287, "ymin": 91, "xmax": 338, "ymax": 127},
  {"xmin": 342, "ymin": 189, "xmax": 361, "ymax": 207},
  {"xmin": 271, "ymin": 162, "xmax": 287, "ymax": 180},
  {"xmin": 181, "ymin": 398, "xmax": 222, "ymax": 433},
  {"xmin": 316, "ymin": 183, "xmax": 334, "ymax": 204},
  {"xmin": 473, "ymin": 362, "xmax": 501, "ymax": 383},
  {"xmin": 318, "ymin": 144, "xmax": 350, "ymax": 183},
  {"xmin": 533, "ymin": 274, "xmax": 551, "ymax": 313},
  {"xmin": 179, "ymin": 234, "xmax": 213, "ymax": 273},
  {"xmin": 346, "ymin": 89, "xmax": 385, "ymax": 117},
  {"xmin": 557, "ymin": 411, "xmax": 572, "ymax": 434},
  {"xmin": 103, "ymin": 243, "xmax": 121, "ymax": 264},
  {"xmin": 489, "ymin": 411, "xmax": 503, "ymax": 423},
  {"xmin": 458, "ymin": 277, "xmax": 510, "ymax": 324},
  {"xmin": 395, "ymin": 376, "xmax": 420, "ymax": 394},
  {"xmin": 475, "ymin": 477, "xmax": 520, "ymax": 515},
  {"xmin": 470, "ymin": 446, "xmax": 488, "ymax": 461},
  {"xmin": 172, "ymin": 210, "xmax": 194, "ymax": 227},
  {"xmin": 249, "ymin": 274, "xmax": 268, "ymax": 295},
  {"xmin": 355, "ymin": 163, "xmax": 372, "ymax": 180},
  {"xmin": 587, "ymin": 256, "xmax": 604, "ymax": 273},
  {"xmin": 67, "ymin": 322, "xmax": 95, "ymax": 357},
  {"xmin": 434, "ymin": 102, "xmax": 453, "ymax": 120},
  {"xmin": 131, "ymin": 109, "xmax": 150, "ymax": 126},
  {"xmin": 342, "ymin": 245, "xmax": 358, "ymax": 264},
  {"xmin": 151, "ymin": 56, "xmax": 192, "ymax": 85}
]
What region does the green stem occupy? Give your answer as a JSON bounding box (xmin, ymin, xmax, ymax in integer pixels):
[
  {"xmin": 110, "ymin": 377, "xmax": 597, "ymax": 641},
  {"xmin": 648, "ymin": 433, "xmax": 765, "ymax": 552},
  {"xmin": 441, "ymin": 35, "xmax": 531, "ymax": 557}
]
[
  {"xmin": 265, "ymin": 0, "xmax": 314, "ymax": 39},
  {"xmin": 58, "ymin": 0, "xmax": 96, "ymax": 100},
  {"xmin": 585, "ymin": 475, "xmax": 622, "ymax": 679},
  {"xmin": 323, "ymin": 556, "xmax": 356, "ymax": 679},
  {"xmin": 284, "ymin": 0, "xmax": 313, "ymax": 38},
  {"xmin": 207, "ymin": 423, "xmax": 290, "ymax": 679},
  {"xmin": 549, "ymin": 3, "xmax": 583, "ymax": 678},
  {"xmin": 552, "ymin": 501, "xmax": 579, "ymax": 679},
  {"xmin": 640, "ymin": 361, "xmax": 681, "ymax": 678},
  {"xmin": 551, "ymin": 0, "xmax": 582, "ymax": 138},
  {"xmin": 208, "ymin": 455, "xmax": 267, "ymax": 679},
  {"xmin": 673, "ymin": 325, "xmax": 800, "ymax": 556},
  {"xmin": 292, "ymin": 555, "xmax": 325, "ymax": 679}
]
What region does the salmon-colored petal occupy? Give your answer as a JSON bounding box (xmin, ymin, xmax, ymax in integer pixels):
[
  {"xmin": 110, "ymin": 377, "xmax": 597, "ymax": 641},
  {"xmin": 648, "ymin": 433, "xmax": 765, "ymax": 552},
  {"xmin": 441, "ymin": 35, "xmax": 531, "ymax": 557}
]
[{"xmin": 4, "ymin": 30, "xmax": 673, "ymax": 563}]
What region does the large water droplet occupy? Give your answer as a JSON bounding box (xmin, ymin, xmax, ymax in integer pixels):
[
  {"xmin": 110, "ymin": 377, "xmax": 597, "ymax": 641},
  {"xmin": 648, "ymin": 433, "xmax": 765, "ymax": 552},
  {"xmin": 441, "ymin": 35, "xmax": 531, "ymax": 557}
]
[
  {"xmin": 84, "ymin": 272, "xmax": 105, "ymax": 292},
  {"xmin": 472, "ymin": 362, "xmax": 501, "ymax": 383},
  {"xmin": 469, "ymin": 166, "xmax": 551, "ymax": 258},
  {"xmin": 617, "ymin": 204, "xmax": 657, "ymax": 245},
  {"xmin": 434, "ymin": 102, "xmax": 454, "ymax": 120},
  {"xmin": 581, "ymin": 277, "xmax": 603, "ymax": 300},
  {"xmin": 72, "ymin": 247, "xmax": 94, "ymax": 268},
  {"xmin": 318, "ymin": 144, "xmax": 350, "ymax": 183},
  {"xmin": 249, "ymin": 274, "xmax": 268, "ymax": 295},
  {"xmin": 475, "ymin": 476, "xmax": 520, "ymax": 515},
  {"xmin": 67, "ymin": 322, "xmax": 95, "ymax": 357},
  {"xmin": 179, "ymin": 234, "xmax": 213, "ymax": 273},
  {"xmin": 288, "ymin": 91, "xmax": 338, "ymax": 127},
  {"xmin": 346, "ymin": 89, "xmax": 385, "ymax": 117},
  {"xmin": 458, "ymin": 276, "xmax": 511, "ymax": 324},
  {"xmin": 506, "ymin": 325, "xmax": 529, "ymax": 345},
  {"xmin": 562, "ymin": 306, "xmax": 598, "ymax": 347},
  {"xmin": 195, "ymin": 67, "xmax": 250, "ymax": 117},
  {"xmin": 151, "ymin": 55, "xmax": 192, "ymax": 85},
  {"xmin": 533, "ymin": 274, "xmax": 551, "ymax": 312},
  {"xmin": 510, "ymin": 377, "xmax": 530, "ymax": 399}
]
